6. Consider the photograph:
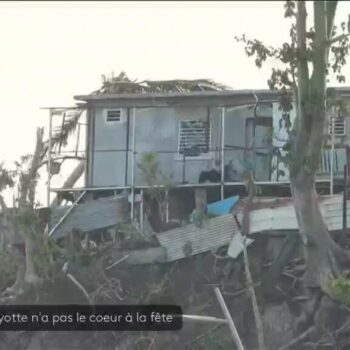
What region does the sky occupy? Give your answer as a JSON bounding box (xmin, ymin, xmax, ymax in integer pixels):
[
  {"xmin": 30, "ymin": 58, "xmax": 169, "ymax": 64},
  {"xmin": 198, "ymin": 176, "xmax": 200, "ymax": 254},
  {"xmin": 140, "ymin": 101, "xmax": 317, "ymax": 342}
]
[{"xmin": 0, "ymin": 1, "xmax": 350, "ymax": 203}]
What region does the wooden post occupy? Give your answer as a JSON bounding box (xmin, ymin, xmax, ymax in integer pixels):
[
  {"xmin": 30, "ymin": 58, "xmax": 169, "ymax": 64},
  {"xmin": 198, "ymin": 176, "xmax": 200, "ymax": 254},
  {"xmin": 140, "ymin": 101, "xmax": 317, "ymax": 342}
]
[
  {"xmin": 343, "ymin": 164, "xmax": 347, "ymax": 230},
  {"xmin": 195, "ymin": 187, "xmax": 207, "ymax": 215},
  {"xmin": 221, "ymin": 107, "xmax": 226, "ymax": 200},
  {"xmin": 182, "ymin": 152, "xmax": 186, "ymax": 184},
  {"xmin": 165, "ymin": 189, "xmax": 169, "ymax": 223},
  {"xmin": 140, "ymin": 189, "xmax": 144, "ymax": 231},
  {"xmin": 131, "ymin": 107, "xmax": 136, "ymax": 220},
  {"xmin": 330, "ymin": 107, "xmax": 335, "ymax": 195}
]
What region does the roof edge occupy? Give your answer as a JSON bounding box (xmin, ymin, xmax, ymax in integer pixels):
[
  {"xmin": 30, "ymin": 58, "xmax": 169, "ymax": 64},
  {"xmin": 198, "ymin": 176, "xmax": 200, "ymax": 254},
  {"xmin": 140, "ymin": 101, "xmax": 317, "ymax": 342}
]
[{"xmin": 74, "ymin": 86, "xmax": 350, "ymax": 102}]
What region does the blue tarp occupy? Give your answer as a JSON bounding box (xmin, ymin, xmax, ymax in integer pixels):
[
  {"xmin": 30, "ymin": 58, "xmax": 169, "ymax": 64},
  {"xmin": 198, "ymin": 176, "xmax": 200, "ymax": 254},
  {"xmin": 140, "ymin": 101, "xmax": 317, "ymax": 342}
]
[{"xmin": 207, "ymin": 195, "xmax": 240, "ymax": 216}]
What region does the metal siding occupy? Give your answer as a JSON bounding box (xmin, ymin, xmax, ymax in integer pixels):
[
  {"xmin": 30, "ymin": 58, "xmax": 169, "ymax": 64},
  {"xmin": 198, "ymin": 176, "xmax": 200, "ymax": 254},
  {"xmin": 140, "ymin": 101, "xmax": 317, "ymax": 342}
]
[
  {"xmin": 132, "ymin": 106, "xmax": 220, "ymax": 186},
  {"xmin": 88, "ymin": 102, "xmax": 276, "ymax": 187},
  {"xmin": 92, "ymin": 107, "xmax": 128, "ymax": 186}
]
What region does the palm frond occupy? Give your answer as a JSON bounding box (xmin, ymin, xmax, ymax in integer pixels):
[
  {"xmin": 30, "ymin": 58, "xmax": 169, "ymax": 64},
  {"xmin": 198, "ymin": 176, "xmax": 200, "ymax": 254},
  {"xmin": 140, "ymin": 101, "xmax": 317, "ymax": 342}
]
[{"xmin": 42, "ymin": 108, "xmax": 83, "ymax": 159}]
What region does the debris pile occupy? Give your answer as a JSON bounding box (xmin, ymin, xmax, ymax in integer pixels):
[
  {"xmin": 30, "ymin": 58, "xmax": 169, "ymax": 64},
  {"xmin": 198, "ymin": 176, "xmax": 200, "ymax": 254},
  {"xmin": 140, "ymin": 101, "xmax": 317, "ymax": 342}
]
[{"xmin": 93, "ymin": 71, "xmax": 232, "ymax": 95}]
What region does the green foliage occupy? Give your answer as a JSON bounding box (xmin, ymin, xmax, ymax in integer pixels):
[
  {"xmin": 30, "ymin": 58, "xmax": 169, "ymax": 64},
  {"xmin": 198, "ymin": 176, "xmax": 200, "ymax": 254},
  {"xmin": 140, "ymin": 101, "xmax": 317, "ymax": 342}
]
[
  {"xmin": 236, "ymin": 1, "xmax": 350, "ymax": 179},
  {"xmin": 138, "ymin": 152, "xmax": 173, "ymax": 223},
  {"xmin": 32, "ymin": 235, "xmax": 61, "ymax": 281},
  {"xmin": 0, "ymin": 163, "xmax": 14, "ymax": 191},
  {"xmin": 329, "ymin": 276, "xmax": 350, "ymax": 307},
  {"xmin": 189, "ymin": 210, "xmax": 209, "ymax": 228},
  {"xmin": 236, "ymin": 1, "xmax": 350, "ymax": 89},
  {"xmin": 138, "ymin": 152, "xmax": 173, "ymax": 188},
  {"xmin": 14, "ymin": 207, "xmax": 40, "ymax": 228}
]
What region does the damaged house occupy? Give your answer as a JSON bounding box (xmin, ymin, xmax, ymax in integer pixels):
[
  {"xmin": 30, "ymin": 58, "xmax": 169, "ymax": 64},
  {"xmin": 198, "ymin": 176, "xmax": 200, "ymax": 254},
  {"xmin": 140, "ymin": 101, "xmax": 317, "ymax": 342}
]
[{"xmin": 47, "ymin": 75, "xmax": 350, "ymax": 259}]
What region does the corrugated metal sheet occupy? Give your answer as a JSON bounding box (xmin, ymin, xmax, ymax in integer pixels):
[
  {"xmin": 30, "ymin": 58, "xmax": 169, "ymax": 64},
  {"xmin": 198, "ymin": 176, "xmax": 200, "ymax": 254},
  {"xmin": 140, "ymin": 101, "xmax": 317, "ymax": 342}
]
[
  {"xmin": 245, "ymin": 195, "xmax": 350, "ymax": 234},
  {"xmin": 157, "ymin": 214, "xmax": 239, "ymax": 262},
  {"xmin": 159, "ymin": 194, "xmax": 350, "ymax": 262},
  {"xmin": 50, "ymin": 195, "xmax": 128, "ymax": 239}
]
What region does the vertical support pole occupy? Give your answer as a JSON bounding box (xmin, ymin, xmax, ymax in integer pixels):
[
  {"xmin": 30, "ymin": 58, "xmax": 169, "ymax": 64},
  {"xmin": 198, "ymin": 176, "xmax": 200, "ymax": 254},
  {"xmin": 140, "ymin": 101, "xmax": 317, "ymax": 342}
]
[
  {"xmin": 343, "ymin": 164, "xmax": 347, "ymax": 230},
  {"xmin": 182, "ymin": 152, "xmax": 186, "ymax": 184},
  {"xmin": 221, "ymin": 107, "xmax": 225, "ymax": 200},
  {"xmin": 195, "ymin": 188, "xmax": 207, "ymax": 215},
  {"xmin": 140, "ymin": 189, "xmax": 144, "ymax": 231},
  {"xmin": 165, "ymin": 189, "xmax": 169, "ymax": 223},
  {"xmin": 131, "ymin": 107, "xmax": 136, "ymax": 220},
  {"xmin": 75, "ymin": 123, "xmax": 81, "ymax": 158},
  {"xmin": 330, "ymin": 107, "xmax": 335, "ymax": 195},
  {"xmin": 47, "ymin": 108, "xmax": 53, "ymax": 208},
  {"xmin": 214, "ymin": 287, "xmax": 245, "ymax": 350}
]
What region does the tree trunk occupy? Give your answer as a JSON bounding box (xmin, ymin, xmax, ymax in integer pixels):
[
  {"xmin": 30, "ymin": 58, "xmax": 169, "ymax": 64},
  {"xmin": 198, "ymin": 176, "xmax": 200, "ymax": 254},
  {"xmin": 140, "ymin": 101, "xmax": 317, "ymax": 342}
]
[
  {"xmin": 50, "ymin": 160, "xmax": 85, "ymax": 206},
  {"xmin": 291, "ymin": 172, "xmax": 341, "ymax": 292}
]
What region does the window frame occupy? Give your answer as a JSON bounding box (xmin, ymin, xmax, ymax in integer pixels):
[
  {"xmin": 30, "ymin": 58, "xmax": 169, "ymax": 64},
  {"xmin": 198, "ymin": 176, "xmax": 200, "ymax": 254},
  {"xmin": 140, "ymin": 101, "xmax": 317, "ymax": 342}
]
[
  {"xmin": 104, "ymin": 109, "xmax": 123, "ymax": 123},
  {"xmin": 175, "ymin": 119, "xmax": 212, "ymax": 160},
  {"xmin": 328, "ymin": 115, "xmax": 346, "ymax": 136}
]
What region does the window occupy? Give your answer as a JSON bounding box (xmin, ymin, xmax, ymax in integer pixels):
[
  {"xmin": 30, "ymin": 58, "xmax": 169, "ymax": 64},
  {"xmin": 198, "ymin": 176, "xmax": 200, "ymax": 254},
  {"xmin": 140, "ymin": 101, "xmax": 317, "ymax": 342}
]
[
  {"xmin": 105, "ymin": 109, "xmax": 122, "ymax": 122},
  {"xmin": 178, "ymin": 120, "xmax": 211, "ymax": 157},
  {"xmin": 328, "ymin": 116, "xmax": 345, "ymax": 136}
]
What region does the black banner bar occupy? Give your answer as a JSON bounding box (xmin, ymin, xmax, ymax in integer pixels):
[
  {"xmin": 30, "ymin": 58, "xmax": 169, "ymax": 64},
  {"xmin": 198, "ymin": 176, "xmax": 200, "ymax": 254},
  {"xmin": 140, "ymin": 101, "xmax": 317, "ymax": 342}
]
[{"xmin": 0, "ymin": 305, "xmax": 182, "ymax": 331}]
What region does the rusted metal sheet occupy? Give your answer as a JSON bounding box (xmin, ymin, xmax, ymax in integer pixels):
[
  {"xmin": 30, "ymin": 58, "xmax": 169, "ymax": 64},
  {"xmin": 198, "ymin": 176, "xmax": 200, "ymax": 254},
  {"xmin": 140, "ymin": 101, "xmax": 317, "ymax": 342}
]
[
  {"xmin": 158, "ymin": 194, "xmax": 350, "ymax": 262},
  {"xmin": 157, "ymin": 214, "xmax": 238, "ymax": 262},
  {"xmin": 50, "ymin": 195, "xmax": 128, "ymax": 239},
  {"xmin": 241, "ymin": 195, "xmax": 350, "ymax": 234}
]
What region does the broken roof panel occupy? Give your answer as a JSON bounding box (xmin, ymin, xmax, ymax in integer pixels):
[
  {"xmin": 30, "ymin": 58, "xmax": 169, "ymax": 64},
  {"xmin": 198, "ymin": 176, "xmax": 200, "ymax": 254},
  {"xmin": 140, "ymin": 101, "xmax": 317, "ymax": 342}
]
[
  {"xmin": 238, "ymin": 195, "xmax": 350, "ymax": 234},
  {"xmin": 50, "ymin": 195, "xmax": 128, "ymax": 239},
  {"xmin": 95, "ymin": 72, "xmax": 233, "ymax": 95},
  {"xmin": 157, "ymin": 214, "xmax": 239, "ymax": 262},
  {"xmin": 158, "ymin": 194, "xmax": 350, "ymax": 263},
  {"xmin": 74, "ymin": 72, "xmax": 350, "ymax": 104}
]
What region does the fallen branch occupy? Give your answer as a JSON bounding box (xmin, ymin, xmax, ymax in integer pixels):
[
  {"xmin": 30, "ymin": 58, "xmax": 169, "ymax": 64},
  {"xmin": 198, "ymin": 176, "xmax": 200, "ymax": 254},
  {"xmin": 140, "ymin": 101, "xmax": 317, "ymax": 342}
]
[
  {"xmin": 222, "ymin": 282, "xmax": 261, "ymax": 298},
  {"xmin": 64, "ymin": 270, "xmax": 92, "ymax": 305},
  {"xmin": 105, "ymin": 254, "xmax": 129, "ymax": 271},
  {"xmin": 185, "ymin": 324, "xmax": 224, "ymax": 349},
  {"xmin": 278, "ymin": 325, "xmax": 315, "ymax": 350}
]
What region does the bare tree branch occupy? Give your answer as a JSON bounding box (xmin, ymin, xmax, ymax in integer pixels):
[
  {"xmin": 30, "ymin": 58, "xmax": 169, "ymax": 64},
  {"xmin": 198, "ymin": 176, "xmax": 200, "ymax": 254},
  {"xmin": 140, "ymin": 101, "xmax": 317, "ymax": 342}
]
[
  {"xmin": 0, "ymin": 194, "xmax": 8, "ymax": 213},
  {"xmin": 50, "ymin": 160, "xmax": 85, "ymax": 206},
  {"xmin": 327, "ymin": 33, "xmax": 350, "ymax": 45},
  {"xmin": 18, "ymin": 127, "xmax": 44, "ymax": 207}
]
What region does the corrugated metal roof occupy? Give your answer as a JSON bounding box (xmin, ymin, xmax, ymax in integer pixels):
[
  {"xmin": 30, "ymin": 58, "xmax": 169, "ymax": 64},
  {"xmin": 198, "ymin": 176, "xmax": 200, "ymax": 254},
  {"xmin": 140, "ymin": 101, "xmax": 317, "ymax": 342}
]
[
  {"xmin": 50, "ymin": 195, "xmax": 128, "ymax": 239},
  {"xmin": 157, "ymin": 214, "xmax": 239, "ymax": 262}
]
